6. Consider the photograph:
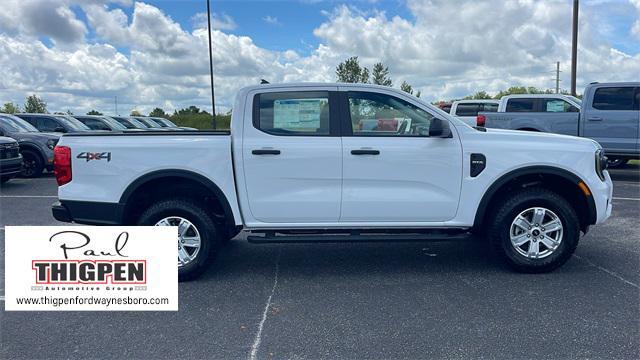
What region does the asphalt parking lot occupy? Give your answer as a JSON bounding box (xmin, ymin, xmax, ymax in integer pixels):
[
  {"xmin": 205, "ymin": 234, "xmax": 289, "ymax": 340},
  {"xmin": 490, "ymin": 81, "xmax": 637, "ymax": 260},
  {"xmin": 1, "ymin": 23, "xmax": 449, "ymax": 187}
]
[{"xmin": 1, "ymin": 166, "xmax": 638, "ymax": 359}]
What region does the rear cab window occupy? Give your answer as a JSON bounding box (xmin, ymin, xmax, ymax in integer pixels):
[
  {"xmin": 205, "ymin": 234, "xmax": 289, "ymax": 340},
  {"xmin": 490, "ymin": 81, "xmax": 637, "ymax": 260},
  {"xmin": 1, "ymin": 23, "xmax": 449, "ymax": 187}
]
[{"xmin": 254, "ymin": 91, "xmax": 331, "ymax": 136}]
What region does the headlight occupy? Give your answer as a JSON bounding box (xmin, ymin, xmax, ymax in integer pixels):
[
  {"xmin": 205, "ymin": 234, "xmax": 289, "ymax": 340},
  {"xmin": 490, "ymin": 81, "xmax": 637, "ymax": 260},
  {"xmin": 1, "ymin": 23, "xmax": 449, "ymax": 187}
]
[
  {"xmin": 595, "ymin": 149, "xmax": 607, "ymax": 181},
  {"xmin": 46, "ymin": 139, "xmax": 58, "ymax": 150}
]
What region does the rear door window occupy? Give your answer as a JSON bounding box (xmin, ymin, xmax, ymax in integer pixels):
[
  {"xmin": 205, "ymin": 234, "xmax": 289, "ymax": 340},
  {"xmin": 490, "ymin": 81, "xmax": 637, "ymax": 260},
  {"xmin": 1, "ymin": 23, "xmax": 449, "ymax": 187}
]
[
  {"xmin": 38, "ymin": 117, "xmax": 60, "ymax": 132},
  {"xmin": 255, "ymin": 91, "xmax": 331, "ymax": 136},
  {"xmin": 541, "ymin": 99, "xmax": 578, "ymax": 113},
  {"xmin": 592, "ymin": 87, "xmax": 635, "ymax": 110},
  {"xmin": 506, "ymin": 99, "xmax": 535, "ymax": 112}
]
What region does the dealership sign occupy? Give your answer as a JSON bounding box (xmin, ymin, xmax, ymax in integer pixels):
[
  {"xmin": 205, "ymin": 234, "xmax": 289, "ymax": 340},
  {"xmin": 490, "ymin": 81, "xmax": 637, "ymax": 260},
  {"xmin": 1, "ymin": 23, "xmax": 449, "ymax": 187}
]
[{"xmin": 5, "ymin": 226, "xmax": 177, "ymax": 311}]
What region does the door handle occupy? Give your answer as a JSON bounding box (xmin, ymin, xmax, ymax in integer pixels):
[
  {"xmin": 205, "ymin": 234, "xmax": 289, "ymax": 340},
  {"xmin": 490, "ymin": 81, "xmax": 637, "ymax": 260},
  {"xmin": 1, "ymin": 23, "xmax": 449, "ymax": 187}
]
[
  {"xmin": 252, "ymin": 149, "xmax": 281, "ymax": 155},
  {"xmin": 588, "ymin": 117, "xmax": 603, "ymax": 121},
  {"xmin": 351, "ymin": 149, "xmax": 380, "ymax": 155}
]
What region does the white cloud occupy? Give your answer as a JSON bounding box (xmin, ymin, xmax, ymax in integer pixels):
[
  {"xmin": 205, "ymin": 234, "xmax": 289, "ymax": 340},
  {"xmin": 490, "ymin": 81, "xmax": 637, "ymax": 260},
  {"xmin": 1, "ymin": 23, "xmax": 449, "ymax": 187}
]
[
  {"xmin": 0, "ymin": 0, "xmax": 638, "ymax": 116},
  {"xmin": 263, "ymin": 16, "xmax": 282, "ymax": 26},
  {"xmin": 192, "ymin": 12, "xmax": 237, "ymax": 31}
]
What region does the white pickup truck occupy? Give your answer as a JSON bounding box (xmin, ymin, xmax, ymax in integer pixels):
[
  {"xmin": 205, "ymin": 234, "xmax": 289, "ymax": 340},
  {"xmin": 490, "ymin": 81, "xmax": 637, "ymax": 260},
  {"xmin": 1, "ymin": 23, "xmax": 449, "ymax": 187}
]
[{"xmin": 51, "ymin": 83, "xmax": 613, "ymax": 280}]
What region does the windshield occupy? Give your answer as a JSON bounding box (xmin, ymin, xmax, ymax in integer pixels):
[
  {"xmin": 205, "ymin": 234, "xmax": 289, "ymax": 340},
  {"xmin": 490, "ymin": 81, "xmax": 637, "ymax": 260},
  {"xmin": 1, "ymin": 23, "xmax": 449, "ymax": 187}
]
[
  {"xmin": 135, "ymin": 117, "xmax": 161, "ymax": 128},
  {"xmin": 149, "ymin": 118, "xmax": 168, "ymax": 127},
  {"xmin": 100, "ymin": 117, "xmax": 127, "ymax": 130},
  {"xmin": 566, "ymin": 96, "xmax": 582, "ymax": 106},
  {"xmin": 56, "ymin": 115, "xmax": 91, "ymax": 130},
  {"xmin": 155, "ymin": 118, "xmax": 177, "ymax": 127},
  {"xmin": 0, "ymin": 114, "xmax": 39, "ymax": 132}
]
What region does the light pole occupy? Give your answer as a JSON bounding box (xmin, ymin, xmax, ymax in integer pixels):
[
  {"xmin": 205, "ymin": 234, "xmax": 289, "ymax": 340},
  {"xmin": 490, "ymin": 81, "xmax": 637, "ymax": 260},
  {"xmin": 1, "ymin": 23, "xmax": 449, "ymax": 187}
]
[
  {"xmin": 570, "ymin": 0, "xmax": 579, "ymax": 96},
  {"xmin": 207, "ymin": 0, "xmax": 217, "ymax": 129}
]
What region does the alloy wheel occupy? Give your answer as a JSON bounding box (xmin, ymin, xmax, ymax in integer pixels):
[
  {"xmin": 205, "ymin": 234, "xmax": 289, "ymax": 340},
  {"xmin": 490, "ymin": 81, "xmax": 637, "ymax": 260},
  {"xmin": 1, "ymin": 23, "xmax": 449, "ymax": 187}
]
[
  {"xmin": 155, "ymin": 216, "xmax": 202, "ymax": 267},
  {"xmin": 509, "ymin": 207, "xmax": 563, "ymax": 259}
]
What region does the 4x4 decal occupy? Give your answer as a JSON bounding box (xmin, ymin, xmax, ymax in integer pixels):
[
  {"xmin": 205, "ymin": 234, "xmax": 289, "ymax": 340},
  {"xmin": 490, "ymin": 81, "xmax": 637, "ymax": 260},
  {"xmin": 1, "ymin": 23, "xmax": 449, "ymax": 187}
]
[{"xmin": 77, "ymin": 152, "xmax": 111, "ymax": 162}]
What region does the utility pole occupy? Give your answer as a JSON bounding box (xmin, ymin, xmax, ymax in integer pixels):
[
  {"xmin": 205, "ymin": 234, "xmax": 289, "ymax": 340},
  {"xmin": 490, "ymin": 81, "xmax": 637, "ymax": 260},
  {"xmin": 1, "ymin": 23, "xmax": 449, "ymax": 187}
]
[
  {"xmin": 570, "ymin": 0, "xmax": 579, "ymax": 96},
  {"xmin": 555, "ymin": 61, "xmax": 560, "ymax": 94},
  {"xmin": 206, "ymin": 0, "xmax": 217, "ymax": 129}
]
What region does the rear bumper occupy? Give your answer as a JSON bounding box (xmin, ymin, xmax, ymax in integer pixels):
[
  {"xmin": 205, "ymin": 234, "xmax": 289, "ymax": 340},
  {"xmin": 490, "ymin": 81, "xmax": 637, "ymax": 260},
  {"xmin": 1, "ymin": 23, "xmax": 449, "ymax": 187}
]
[
  {"xmin": 52, "ymin": 200, "xmax": 124, "ymax": 225},
  {"xmin": 0, "ymin": 157, "xmax": 23, "ymax": 177}
]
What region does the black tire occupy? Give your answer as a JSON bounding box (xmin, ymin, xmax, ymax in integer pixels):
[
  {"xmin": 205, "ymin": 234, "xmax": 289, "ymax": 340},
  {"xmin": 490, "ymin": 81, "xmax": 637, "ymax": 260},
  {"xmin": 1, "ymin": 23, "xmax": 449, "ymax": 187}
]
[
  {"xmin": 137, "ymin": 198, "xmax": 221, "ymax": 281},
  {"xmin": 20, "ymin": 150, "xmax": 44, "ymax": 178},
  {"xmin": 489, "ymin": 188, "xmax": 580, "ymax": 273},
  {"xmin": 607, "ymin": 157, "xmax": 628, "ymax": 168}
]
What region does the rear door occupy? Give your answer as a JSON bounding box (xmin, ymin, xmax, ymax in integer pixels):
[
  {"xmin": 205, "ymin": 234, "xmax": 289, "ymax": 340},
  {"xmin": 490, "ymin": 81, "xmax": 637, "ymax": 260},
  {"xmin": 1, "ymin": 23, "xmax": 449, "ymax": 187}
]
[
  {"xmin": 339, "ymin": 89, "xmax": 463, "ymax": 223},
  {"xmin": 242, "ymin": 88, "xmax": 343, "ymax": 223},
  {"xmin": 583, "ymin": 86, "xmax": 638, "ymax": 154}
]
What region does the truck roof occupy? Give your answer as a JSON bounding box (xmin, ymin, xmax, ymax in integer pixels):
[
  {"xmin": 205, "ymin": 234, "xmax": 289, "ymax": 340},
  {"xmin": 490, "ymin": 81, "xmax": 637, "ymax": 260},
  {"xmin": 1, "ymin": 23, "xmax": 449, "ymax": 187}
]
[
  {"xmin": 239, "ymin": 82, "xmax": 411, "ymax": 93},
  {"xmin": 452, "ymin": 99, "xmax": 499, "ymax": 104},
  {"xmin": 586, "ymin": 82, "xmax": 639, "ymax": 87}
]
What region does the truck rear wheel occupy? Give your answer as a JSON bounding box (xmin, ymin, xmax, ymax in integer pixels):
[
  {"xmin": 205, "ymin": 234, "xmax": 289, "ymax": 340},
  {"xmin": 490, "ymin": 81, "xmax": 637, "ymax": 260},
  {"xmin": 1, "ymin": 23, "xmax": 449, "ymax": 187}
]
[
  {"xmin": 137, "ymin": 198, "xmax": 221, "ymax": 281},
  {"xmin": 489, "ymin": 188, "xmax": 580, "ymax": 273}
]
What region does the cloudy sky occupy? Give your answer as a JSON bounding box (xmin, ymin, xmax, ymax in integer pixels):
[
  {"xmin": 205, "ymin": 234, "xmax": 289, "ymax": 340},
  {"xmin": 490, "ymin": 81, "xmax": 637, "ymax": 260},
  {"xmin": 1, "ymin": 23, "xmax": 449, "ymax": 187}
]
[{"xmin": 0, "ymin": 0, "xmax": 638, "ymax": 116}]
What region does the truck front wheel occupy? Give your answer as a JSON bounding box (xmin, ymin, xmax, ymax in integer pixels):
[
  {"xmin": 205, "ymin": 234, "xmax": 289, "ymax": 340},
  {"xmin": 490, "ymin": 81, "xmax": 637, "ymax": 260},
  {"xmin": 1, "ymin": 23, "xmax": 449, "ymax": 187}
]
[
  {"xmin": 137, "ymin": 198, "xmax": 221, "ymax": 281},
  {"xmin": 489, "ymin": 188, "xmax": 580, "ymax": 273}
]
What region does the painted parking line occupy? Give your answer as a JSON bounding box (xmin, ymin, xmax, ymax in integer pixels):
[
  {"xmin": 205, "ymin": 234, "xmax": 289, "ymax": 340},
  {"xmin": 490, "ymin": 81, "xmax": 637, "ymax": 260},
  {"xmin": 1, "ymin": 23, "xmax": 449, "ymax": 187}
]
[
  {"xmin": 613, "ymin": 197, "xmax": 640, "ymax": 201},
  {"xmin": 0, "ymin": 195, "xmax": 57, "ymax": 198}
]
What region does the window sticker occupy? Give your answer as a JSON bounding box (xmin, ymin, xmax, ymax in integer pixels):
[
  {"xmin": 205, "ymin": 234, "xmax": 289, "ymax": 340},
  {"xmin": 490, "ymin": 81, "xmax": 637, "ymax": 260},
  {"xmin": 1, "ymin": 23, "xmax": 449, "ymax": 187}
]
[{"xmin": 273, "ymin": 99, "xmax": 323, "ymax": 129}]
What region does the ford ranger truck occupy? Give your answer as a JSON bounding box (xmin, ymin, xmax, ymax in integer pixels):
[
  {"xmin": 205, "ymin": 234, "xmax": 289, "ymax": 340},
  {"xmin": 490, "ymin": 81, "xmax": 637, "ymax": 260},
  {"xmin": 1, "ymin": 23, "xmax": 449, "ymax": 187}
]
[
  {"xmin": 479, "ymin": 82, "xmax": 640, "ymax": 167},
  {"xmin": 51, "ymin": 83, "xmax": 613, "ymax": 281}
]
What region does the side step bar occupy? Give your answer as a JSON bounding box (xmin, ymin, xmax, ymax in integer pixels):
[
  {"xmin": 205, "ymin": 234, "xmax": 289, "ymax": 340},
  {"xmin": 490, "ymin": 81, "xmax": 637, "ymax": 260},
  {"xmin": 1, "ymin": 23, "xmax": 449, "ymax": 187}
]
[{"xmin": 246, "ymin": 231, "xmax": 471, "ymax": 244}]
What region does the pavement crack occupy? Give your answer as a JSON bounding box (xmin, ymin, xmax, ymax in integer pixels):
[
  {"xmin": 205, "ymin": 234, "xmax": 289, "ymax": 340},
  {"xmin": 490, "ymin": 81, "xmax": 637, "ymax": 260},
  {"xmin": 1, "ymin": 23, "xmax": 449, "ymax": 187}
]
[
  {"xmin": 573, "ymin": 254, "xmax": 639, "ymax": 289},
  {"xmin": 249, "ymin": 249, "xmax": 281, "ymax": 360}
]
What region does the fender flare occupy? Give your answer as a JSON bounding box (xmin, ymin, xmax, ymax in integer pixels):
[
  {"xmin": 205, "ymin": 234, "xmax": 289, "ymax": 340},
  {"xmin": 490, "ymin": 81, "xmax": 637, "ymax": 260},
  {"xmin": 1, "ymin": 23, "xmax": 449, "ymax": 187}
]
[
  {"xmin": 17, "ymin": 141, "xmax": 47, "ymax": 159},
  {"xmin": 473, "ymin": 166, "xmax": 597, "ymax": 228},
  {"xmin": 119, "ymin": 169, "xmax": 236, "ymax": 229}
]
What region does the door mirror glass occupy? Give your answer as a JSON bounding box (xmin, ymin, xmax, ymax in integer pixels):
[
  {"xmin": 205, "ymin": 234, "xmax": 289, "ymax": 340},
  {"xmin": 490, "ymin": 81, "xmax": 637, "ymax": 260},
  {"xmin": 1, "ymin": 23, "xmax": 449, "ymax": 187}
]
[
  {"xmin": 54, "ymin": 126, "xmax": 66, "ymax": 133},
  {"xmin": 429, "ymin": 118, "xmax": 452, "ymax": 138}
]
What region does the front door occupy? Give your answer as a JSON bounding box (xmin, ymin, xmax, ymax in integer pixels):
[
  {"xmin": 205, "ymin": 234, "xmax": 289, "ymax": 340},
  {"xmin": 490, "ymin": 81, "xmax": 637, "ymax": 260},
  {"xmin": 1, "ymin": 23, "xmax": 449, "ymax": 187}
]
[
  {"xmin": 583, "ymin": 85, "xmax": 639, "ymax": 154},
  {"xmin": 339, "ymin": 89, "xmax": 463, "ymax": 223},
  {"xmin": 242, "ymin": 89, "xmax": 342, "ymax": 223}
]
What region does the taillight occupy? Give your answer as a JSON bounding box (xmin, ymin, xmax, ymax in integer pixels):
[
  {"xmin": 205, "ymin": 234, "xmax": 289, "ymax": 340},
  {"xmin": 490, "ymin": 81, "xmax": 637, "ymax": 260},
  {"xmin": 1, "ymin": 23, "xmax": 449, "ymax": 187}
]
[
  {"xmin": 54, "ymin": 146, "xmax": 72, "ymax": 186},
  {"xmin": 476, "ymin": 115, "xmax": 486, "ymax": 127}
]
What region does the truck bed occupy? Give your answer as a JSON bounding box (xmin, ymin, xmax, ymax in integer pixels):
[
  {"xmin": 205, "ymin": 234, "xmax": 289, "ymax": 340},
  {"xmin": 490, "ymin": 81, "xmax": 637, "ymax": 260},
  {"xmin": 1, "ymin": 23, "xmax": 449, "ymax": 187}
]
[
  {"xmin": 480, "ymin": 112, "xmax": 579, "ymax": 136},
  {"xmin": 56, "ymin": 131, "xmax": 240, "ymax": 223}
]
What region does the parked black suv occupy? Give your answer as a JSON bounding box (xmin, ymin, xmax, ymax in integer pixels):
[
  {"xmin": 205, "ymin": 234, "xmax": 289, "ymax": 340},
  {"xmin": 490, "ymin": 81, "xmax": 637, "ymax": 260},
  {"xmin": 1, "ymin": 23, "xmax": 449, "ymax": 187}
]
[
  {"xmin": 0, "ymin": 136, "xmax": 22, "ymax": 184},
  {"xmin": 0, "ymin": 114, "xmax": 58, "ymax": 177},
  {"xmin": 16, "ymin": 113, "xmax": 92, "ymax": 133}
]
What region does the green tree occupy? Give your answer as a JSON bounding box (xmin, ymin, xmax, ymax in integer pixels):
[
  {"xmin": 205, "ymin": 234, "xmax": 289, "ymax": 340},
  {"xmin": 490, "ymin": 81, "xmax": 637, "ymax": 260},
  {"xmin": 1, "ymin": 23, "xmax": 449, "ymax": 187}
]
[
  {"xmin": 24, "ymin": 94, "xmax": 47, "ymax": 113},
  {"xmin": 87, "ymin": 110, "xmax": 102, "ymax": 115},
  {"xmin": 415, "ymin": 91, "xmax": 421, "ymax": 98},
  {"xmin": 1, "ymin": 102, "xmax": 20, "ymax": 114},
  {"xmin": 149, "ymin": 107, "xmax": 166, "ymax": 118},
  {"xmin": 371, "ymin": 62, "xmax": 392, "ymax": 86},
  {"xmin": 336, "ymin": 56, "xmax": 369, "ymax": 83},
  {"xmin": 464, "ymin": 91, "xmax": 492, "ymax": 100},
  {"xmin": 400, "ymin": 81, "xmax": 413, "ymax": 95}
]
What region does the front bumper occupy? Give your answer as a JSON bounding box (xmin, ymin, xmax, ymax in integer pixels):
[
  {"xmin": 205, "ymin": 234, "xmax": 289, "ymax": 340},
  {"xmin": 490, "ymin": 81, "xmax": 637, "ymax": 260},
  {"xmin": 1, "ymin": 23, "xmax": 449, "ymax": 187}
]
[
  {"xmin": 0, "ymin": 156, "xmax": 23, "ymax": 177},
  {"xmin": 591, "ymin": 170, "xmax": 613, "ymax": 224}
]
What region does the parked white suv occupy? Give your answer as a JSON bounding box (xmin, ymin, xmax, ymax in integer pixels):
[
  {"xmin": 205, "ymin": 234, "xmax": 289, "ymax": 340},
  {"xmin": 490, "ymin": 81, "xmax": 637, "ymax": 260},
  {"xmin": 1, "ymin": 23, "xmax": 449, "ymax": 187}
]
[{"xmin": 51, "ymin": 83, "xmax": 613, "ymax": 280}]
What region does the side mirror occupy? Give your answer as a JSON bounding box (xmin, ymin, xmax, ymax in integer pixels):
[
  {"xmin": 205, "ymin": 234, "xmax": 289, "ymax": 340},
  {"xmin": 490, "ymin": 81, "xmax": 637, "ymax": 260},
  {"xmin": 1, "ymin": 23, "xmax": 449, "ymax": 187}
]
[
  {"xmin": 54, "ymin": 127, "xmax": 66, "ymax": 133},
  {"xmin": 429, "ymin": 118, "xmax": 452, "ymax": 138}
]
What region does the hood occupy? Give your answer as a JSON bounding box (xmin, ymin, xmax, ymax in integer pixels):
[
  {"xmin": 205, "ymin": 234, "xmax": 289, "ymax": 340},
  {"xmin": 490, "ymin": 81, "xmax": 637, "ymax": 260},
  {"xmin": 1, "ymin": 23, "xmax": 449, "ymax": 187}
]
[
  {"xmin": 10, "ymin": 131, "xmax": 60, "ymax": 142},
  {"xmin": 0, "ymin": 136, "xmax": 18, "ymax": 145},
  {"xmin": 471, "ymin": 127, "xmax": 601, "ymax": 153}
]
